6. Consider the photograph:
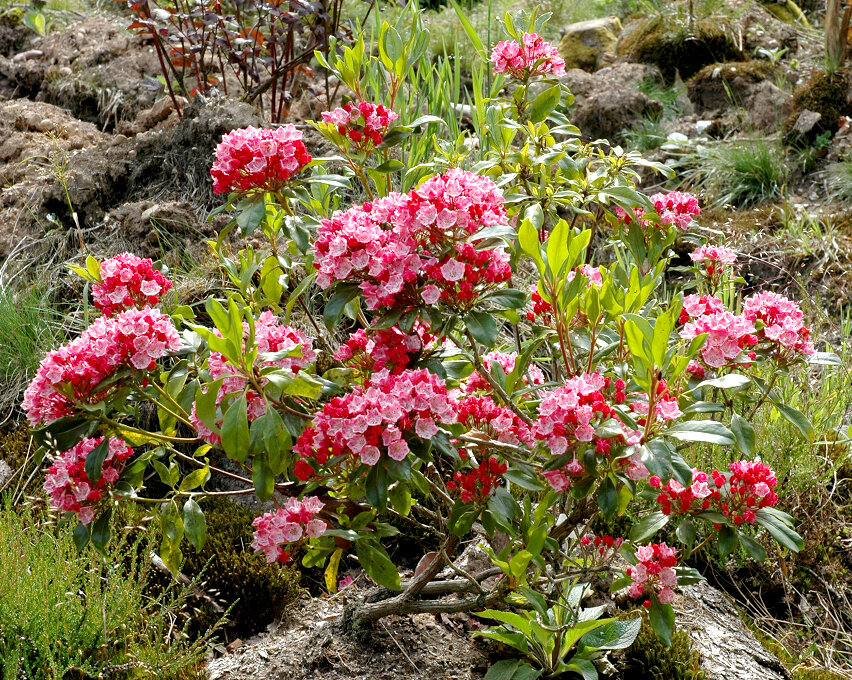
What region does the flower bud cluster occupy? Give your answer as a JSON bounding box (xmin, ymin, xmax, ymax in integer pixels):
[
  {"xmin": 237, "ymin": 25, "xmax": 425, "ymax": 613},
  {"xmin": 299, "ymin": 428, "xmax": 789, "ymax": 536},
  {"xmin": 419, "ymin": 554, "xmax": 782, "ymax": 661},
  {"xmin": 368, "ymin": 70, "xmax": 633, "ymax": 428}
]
[
  {"xmin": 447, "ymin": 457, "xmax": 508, "ymax": 503},
  {"xmin": 92, "ymin": 253, "xmax": 173, "ymax": 316},
  {"xmin": 313, "ymin": 169, "xmax": 511, "ymax": 312},
  {"xmin": 334, "ymin": 323, "xmax": 435, "ymax": 375},
  {"xmin": 44, "ymin": 437, "xmax": 133, "ymax": 525},
  {"xmin": 321, "ymin": 101, "xmax": 398, "ymax": 150},
  {"xmin": 251, "ymin": 496, "xmax": 327, "ymax": 563},
  {"xmin": 456, "ymin": 396, "xmax": 535, "ymax": 447},
  {"xmin": 650, "ymin": 460, "xmax": 778, "ymax": 525},
  {"xmin": 579, "ymin": 534, "xmax": 624, "ymax": 564},
  {"xmin": 23, "ymin": 307, "xmax": 182, "ymax": 426},
  {"xmin": 211, "ymin": 125, "xmax": 311, "ymax": 195},
  {"xmin": 626, "ymin": 543, "xmax": 678, "ymax": 607},
  {"xmin": 490, "ymin": 33, "xmax": 566, "ymax": 80},
  {"xmin": 293, "ymin": 368, "xmax": 457, "ymax": 475}
]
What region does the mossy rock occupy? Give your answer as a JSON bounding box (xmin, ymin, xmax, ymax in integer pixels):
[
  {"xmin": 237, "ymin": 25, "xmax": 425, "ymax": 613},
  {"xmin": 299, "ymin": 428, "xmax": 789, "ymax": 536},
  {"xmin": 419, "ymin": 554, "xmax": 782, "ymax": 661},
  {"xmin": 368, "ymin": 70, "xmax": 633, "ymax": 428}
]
[
  {"xmin": 182, "ymin": 497, "xmax": 302, "ymax": 639},
  {"xmin": 784, "ymin": 69, "xmax": 851, "ymax": 140},
  {"xmin": 687, "ymin": 60, "xmax": 776, "ymax": 113},
  {"xmin": 619, "ymin": 615, "xmax": 707, "ymax": 679},
  {"xmin": 617, "ymin": 15, "xmax": 743, "ymax": 82},
  {"xmin": 557, "ymin": 17, "xmax": 622, "ymax": 72}
]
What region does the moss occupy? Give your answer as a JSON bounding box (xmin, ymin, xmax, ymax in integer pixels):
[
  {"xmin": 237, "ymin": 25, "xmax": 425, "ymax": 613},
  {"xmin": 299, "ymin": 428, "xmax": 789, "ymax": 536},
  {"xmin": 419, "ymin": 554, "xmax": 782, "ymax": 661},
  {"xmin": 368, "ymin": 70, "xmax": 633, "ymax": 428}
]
[
  {"xmin": 181, "ymin": 497, "xmax": 302, "ymax": 639},
  {"xmin": 619, "ymin": 615, "xmax": 707, "ymax": 679},
  {"xmin": 618, "ymin": 15, "xmax": 743, "ymax": 82},
  {"xmin": 784, "ymin": 69, "xmax": 850, "ymax": 139}
]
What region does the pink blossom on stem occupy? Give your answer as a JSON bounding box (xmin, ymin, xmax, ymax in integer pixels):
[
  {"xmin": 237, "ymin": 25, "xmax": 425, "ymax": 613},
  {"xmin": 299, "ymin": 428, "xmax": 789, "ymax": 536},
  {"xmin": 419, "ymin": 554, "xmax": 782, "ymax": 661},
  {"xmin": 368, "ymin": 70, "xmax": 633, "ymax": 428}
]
[
  {"xmin": 625, "ymin": 542, "xmax": 679, "ymax": 608},
  {"xmin": 490, "ymin": 33, "xmax": 566, "ymax": 79},
  {"xmin": 251, "ymin": 496, "xmax": 327, "ymax": 563},
  {"xmin": 93, "ymin": 253, "xmax": 173, "ymax": 316}
]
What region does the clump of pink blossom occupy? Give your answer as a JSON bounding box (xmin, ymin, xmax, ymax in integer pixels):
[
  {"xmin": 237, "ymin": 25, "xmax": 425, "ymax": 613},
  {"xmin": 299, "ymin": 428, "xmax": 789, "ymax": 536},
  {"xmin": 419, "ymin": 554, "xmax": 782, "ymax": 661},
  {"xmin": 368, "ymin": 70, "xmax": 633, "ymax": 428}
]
[
  {"xmin": 92, "ymin": 253, "xmax": 173, "ymax": 316},
  {"xmin": 616, "ymin": 191, "xmax": 700, "ymax": 231},
  {"xmin": 44, "ymin": 437, "xmax": 133, "ymax": 525},
  {"xmin": 742, "ymin": 291, "xmax": 814, "ymax": 357},
  {"xmin": 679, "ymin": 295, "xmax": 758, "ymax": 369},
  {"xmin": 251, "ymin": 496, "xmax": 327, "ymax": 563},
  {"xmin": 626, "ymin": 543, "xmax": 679, "ymax": 608},
  {"xmin": 690, "ymin": 245, "xmax": 737, "ymax": 280},
  {"xmin": 456, "ymin": 396, "xmax": 535, "ymax": 448},
  {"xmin": 293, "ymin": 368, "xmax": 457, "ymax": 476},
  {"xmin": 490, "ymin": 33, "xmax": 566, "ymax": 80},
  {"xmin": 313, "ymin": 169, "xmax": 512, "ymax": 313},
  {"xmin": 190, "ymin": 311, "xmax": 315, "ymax": 446},
  {"xmin": 23, "ymin": 307, "xmax": 182, "ymax": 426},
  {"xmin": 211, "ymin": 125, "xmax": 312, "ymax": 195},
  {"xmin": 321, "ymin": 101, "xmax": 398, "ymax": 150}
]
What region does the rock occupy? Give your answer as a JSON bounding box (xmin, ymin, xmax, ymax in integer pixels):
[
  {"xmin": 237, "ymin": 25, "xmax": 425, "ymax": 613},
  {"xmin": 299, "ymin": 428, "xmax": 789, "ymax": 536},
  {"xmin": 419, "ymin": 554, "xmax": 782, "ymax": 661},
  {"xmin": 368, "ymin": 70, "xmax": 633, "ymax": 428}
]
[
  {"xmin": 557, "ymin": 17, "xmax": 621, "ymax": 72},
  {"xmin": 0, "ymin": 460, "xmax": 12, "ymax": 488},
  {"xmin": 784, "ymin": 108, "xmax": 822, "ymax": 144},
  {"xmin": 562, "ymin": 63, "xmax": 665, "ymax": 140},
  {"xmin": 686, "ymin": 61, "xmax": 776, "ymax": 114},
  {"xmin": 746, "ymin": 80, "xmax": 794, "ymax": 131},
  {"xmin": 679, "ymin": 580, "xmax": 791, "ymax": 680}
]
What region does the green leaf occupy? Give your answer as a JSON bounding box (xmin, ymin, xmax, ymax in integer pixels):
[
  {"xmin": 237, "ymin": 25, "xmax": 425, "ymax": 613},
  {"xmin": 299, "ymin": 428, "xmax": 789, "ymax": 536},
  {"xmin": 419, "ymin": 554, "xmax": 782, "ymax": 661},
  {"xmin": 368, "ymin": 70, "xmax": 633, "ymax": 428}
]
[
  {"xmin": 221, "ymin": 395, "xmax": 250, "ymax": 463},
  {"xmin": 666, "ymin": 420, "xmax": 734, "ymax": 446},
  {"xmin": 449, "ymin": 500, "xmax": 480, "ymax": 536},
  {"xmin": 91, "ymin": 508, "xmax": 112, "ymax": 553},
  {"xmin": 730, "ymin": 413, "xmax": 755, "ymax": 456},
  {"xmin": 323, "ymin": 284, "xmax": 359, "ymax": 329},
  {"xmin": 718, "ymin": 525, "xmax": 738, "ymax": 556},
  {"xmin": 629, "ymin": 511, "xmax": 670, "ymax": 543},
  {"xmin": 465, "ymin": 311, "xmax": 498, "ymax": 346},
  {"xmin": 579, "ymin": 616, "xmax": 641, "ymax": 651},
  {"xmin": 389, "ymin": 483, "xmax": 413, "ymax": 516},
  {"xmin": 252, "ymin": 454, "xmax": 275, "ymax": 502},
  {"xmin": 771, "ymin": 401, "xmax": 814, "ymax": 441},
  {"xmin": 484, "ymin": 660, "xmax": 542, "ymax": 680},
  {"xmin": 486, "ymin": 289, "xmax": 528, "ymax": 310},
  {"xmin": 738, "ymin": 532, "xmax": 766, "ymax": 561},
  {"xmin": 477, "ymin": 610, "xmax": 532, "ymax": 636},
  {"xmin": 695, "ymin": 373, "xmax": 751, "ymax": 390},
  {"xmin": 597, "ymin": 476, "xmax": 617, "ymax": 518},
  {"xmin": 72, "ymin": 522, "xmax": 90, "ymax": 551},
  {"xmin": 755, "ymin": 508, "xmax": 803, "ymax": 552},
  {"xmin": 235, "ymin": 197, "xmax": 266, "ymax": 234},
  {"xmin": 355, "ymin": 539, "xmax": 401, "ymax": 590},
  {"xmin": 449, "ymin": 0, "xmax": 487, "ymax": 60},
  {"xmin": 365, "ymin": 463, "xmax": 388, "ymax": 511},
  {"xmin": 178, "ymin": 465, "xmax": 210, "ymax": 492},
  {"xmin": 675, "ymin": 518, "xmax": 696, "ymax": 548},
  {"xmin": 374, "ymin": 159, "xmax": 404, "ymax": 173},
  {"xmin": 529, "ymin": 84, "xmax": 561, "ymax": 123},
  {"xmin": 84, "ymin": 439, "xmax": 111, "ymax": 487},
  {"xmin": 183, "ymin": 499, "xmax": 207, "ymax": 551},
  {"xmin": 649, "ymin": 597, "xmax": 675, "ymax": 647}
]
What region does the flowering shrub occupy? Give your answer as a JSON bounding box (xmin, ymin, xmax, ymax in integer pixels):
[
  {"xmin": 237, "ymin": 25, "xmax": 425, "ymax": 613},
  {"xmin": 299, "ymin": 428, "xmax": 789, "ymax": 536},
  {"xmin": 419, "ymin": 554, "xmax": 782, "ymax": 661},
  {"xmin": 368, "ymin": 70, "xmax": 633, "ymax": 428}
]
[
  {"xmin": 320, "ymin": 102, "xmax": 399, "ymax": 151},
  {"xmin": 28, "ymin": 12, "xmax": 829, "ymax": 665}
]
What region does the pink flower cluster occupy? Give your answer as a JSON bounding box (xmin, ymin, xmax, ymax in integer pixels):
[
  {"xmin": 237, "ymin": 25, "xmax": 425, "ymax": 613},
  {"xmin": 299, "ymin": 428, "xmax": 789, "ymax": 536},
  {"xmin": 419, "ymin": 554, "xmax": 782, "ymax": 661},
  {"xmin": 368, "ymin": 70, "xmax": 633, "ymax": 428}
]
[
  {"xmin": 92, "ymin": 253, "xmax": 173, "ymax": 316},
  {"xmin": 251, "ymin": 496, "xmax": 327, "ymax": 564},
  {"xmin": 211, "ymin": 125, "xmax": 312, "ymax": 195},
  {"xmin": 334, "ymin": 323, "xmax": 435, "ymax": 375},
  {"xmin": 626, "ymin": 543, "xmax": 678, "ymax": 607},
  {"xmin": 313, "ymin": 169, "xmax": 511, "ymax": 312},
  {"xmin": 321, "ymin": 101, "xmax": 398, "ymax": 150},
  {"xmin": 44, "ymin": 437, "xmax": 133, "ymax": 525},
  {"xmin": 461, "ymin": 351, "xmax": 545, "ymax": 395},
  {"xmin": 456, "ymin": 396, "xmax": 535, "ymax": 447},
  {"xmin": 650, "ymin": 460, "xmax": 778, "ymax": 526},
  {"xmin": 616, "ymin": 191, "xmax": 700, "ymax": 231},
  {"xmin": 628, "ymin": 380, "xmax": 683, "ymax": 424},
  {"xmin": 293, "ymin": 368, "xmax": 457, "ymax": 476},
  {"xmin": 446, "ymin": 457, "xmax": 508, "ymax": 504},
  {"xmin": 679, "ymin": 294, "xmax": 757, "ymax": 369},
  {"xmin": 490, "ymin": 33, "xmax": 566, "ymax": 80},
  {"xmin": 23, "ymin": 307, "xmax": 182, "ymax": 426},
  {"xmin": 190, "ymin": 311, "xmax": 315, "ymax": 446},
  {"xmin": 742, "ymin": 292, "xmax": 814, "ymax": 357},
  {"xmin": 690, "ymin": 245, "xmax": 737, "ymax": 284}
]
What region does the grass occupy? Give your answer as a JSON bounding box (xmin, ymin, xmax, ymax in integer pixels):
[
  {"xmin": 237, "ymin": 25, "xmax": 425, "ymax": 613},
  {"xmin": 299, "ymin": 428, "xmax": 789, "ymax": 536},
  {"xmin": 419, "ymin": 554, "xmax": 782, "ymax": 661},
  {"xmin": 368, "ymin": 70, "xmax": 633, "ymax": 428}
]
[
  {"xmin": 682, "ymin": 140, "xmax": 790, "ymax": 207},
  {"xmin": 0, "ymin": 501, "xmax": 209, "ymax": 679},
  {"xmin": 822, "ymin": 156, "xmax": 852, "ymax": 202},
  {"xmin": 0, "ymin": 283, "xmax": 79, "ymax": 418},
  {"xmin": 623, "ymin": 114, "xmax": 669, "ymax": 152}
]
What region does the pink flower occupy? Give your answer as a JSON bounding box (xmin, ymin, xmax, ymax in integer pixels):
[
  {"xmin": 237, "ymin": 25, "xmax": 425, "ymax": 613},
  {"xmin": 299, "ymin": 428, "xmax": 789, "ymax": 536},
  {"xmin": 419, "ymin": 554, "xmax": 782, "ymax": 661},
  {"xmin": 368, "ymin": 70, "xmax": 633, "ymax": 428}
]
[
  {"xmin": 293, "ymin": 369, "xmax": 457, "ymax": 474},
  {"xmin": 650, "ymin": 191, "xmax": 700, "ymax": 230},
  {"xmin": 334, "ymin": 323, "xmax": 435, "ymax": 376},
  {"xmin": 461, "ymin": 351, "xmax": 545, "ymax": 396},
  {"xmin": 742, "ymin": 292, "xmax": 814, "ymax": 357},
  {"xmin": 491, "ymin": 33, "xmax": 566, "ymax": 80},
  {"xmin": 211, "ymin": 125, "xmax": 311, "ymax": 195},
  {"xmin": 251, "ymin": 496, "xmax": 326, "ymax": 563},
  {"xmin": 92, "ymin": 253, "xmax": 173, "ymax": 316},
  {"xmin": 44, "ymin": 437, "xmax": 133, "ymax": 525},
  {"xmin": 321, "ymin": 101, "xmax": 398, "ymax": 150},
  {"xmin": 625, "ymin": 542, "xmax": 679, "ymax": 608},
  {"xmin": 23, "ymin": 307, "xmax": 181, "ymax": 426}
]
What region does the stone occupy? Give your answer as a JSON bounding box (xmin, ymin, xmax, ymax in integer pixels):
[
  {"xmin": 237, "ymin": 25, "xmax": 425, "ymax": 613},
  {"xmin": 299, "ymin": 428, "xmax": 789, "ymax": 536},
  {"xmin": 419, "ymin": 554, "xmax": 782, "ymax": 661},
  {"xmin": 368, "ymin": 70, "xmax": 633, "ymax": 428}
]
[
  {"xmin": 0, "ymin": 460, "xmax": 12, "ymax": 489},
  {"xmin": 557, "ymin": 17, "xmax": 622, "ymax": 72},
  {"xmin": 746, "ymin": 80, "xmax": 794, "ymax": 131},
  {"xmin": 784, "ymin": 108, "xmax": 822, "ymax": 145},
  {"xmin": 678, "ymin": 580, "xmax": 791, "ymax": 680},
  {"xmin": 686, "ymin": 61, "xmax": 776, "ymax": 114}
]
